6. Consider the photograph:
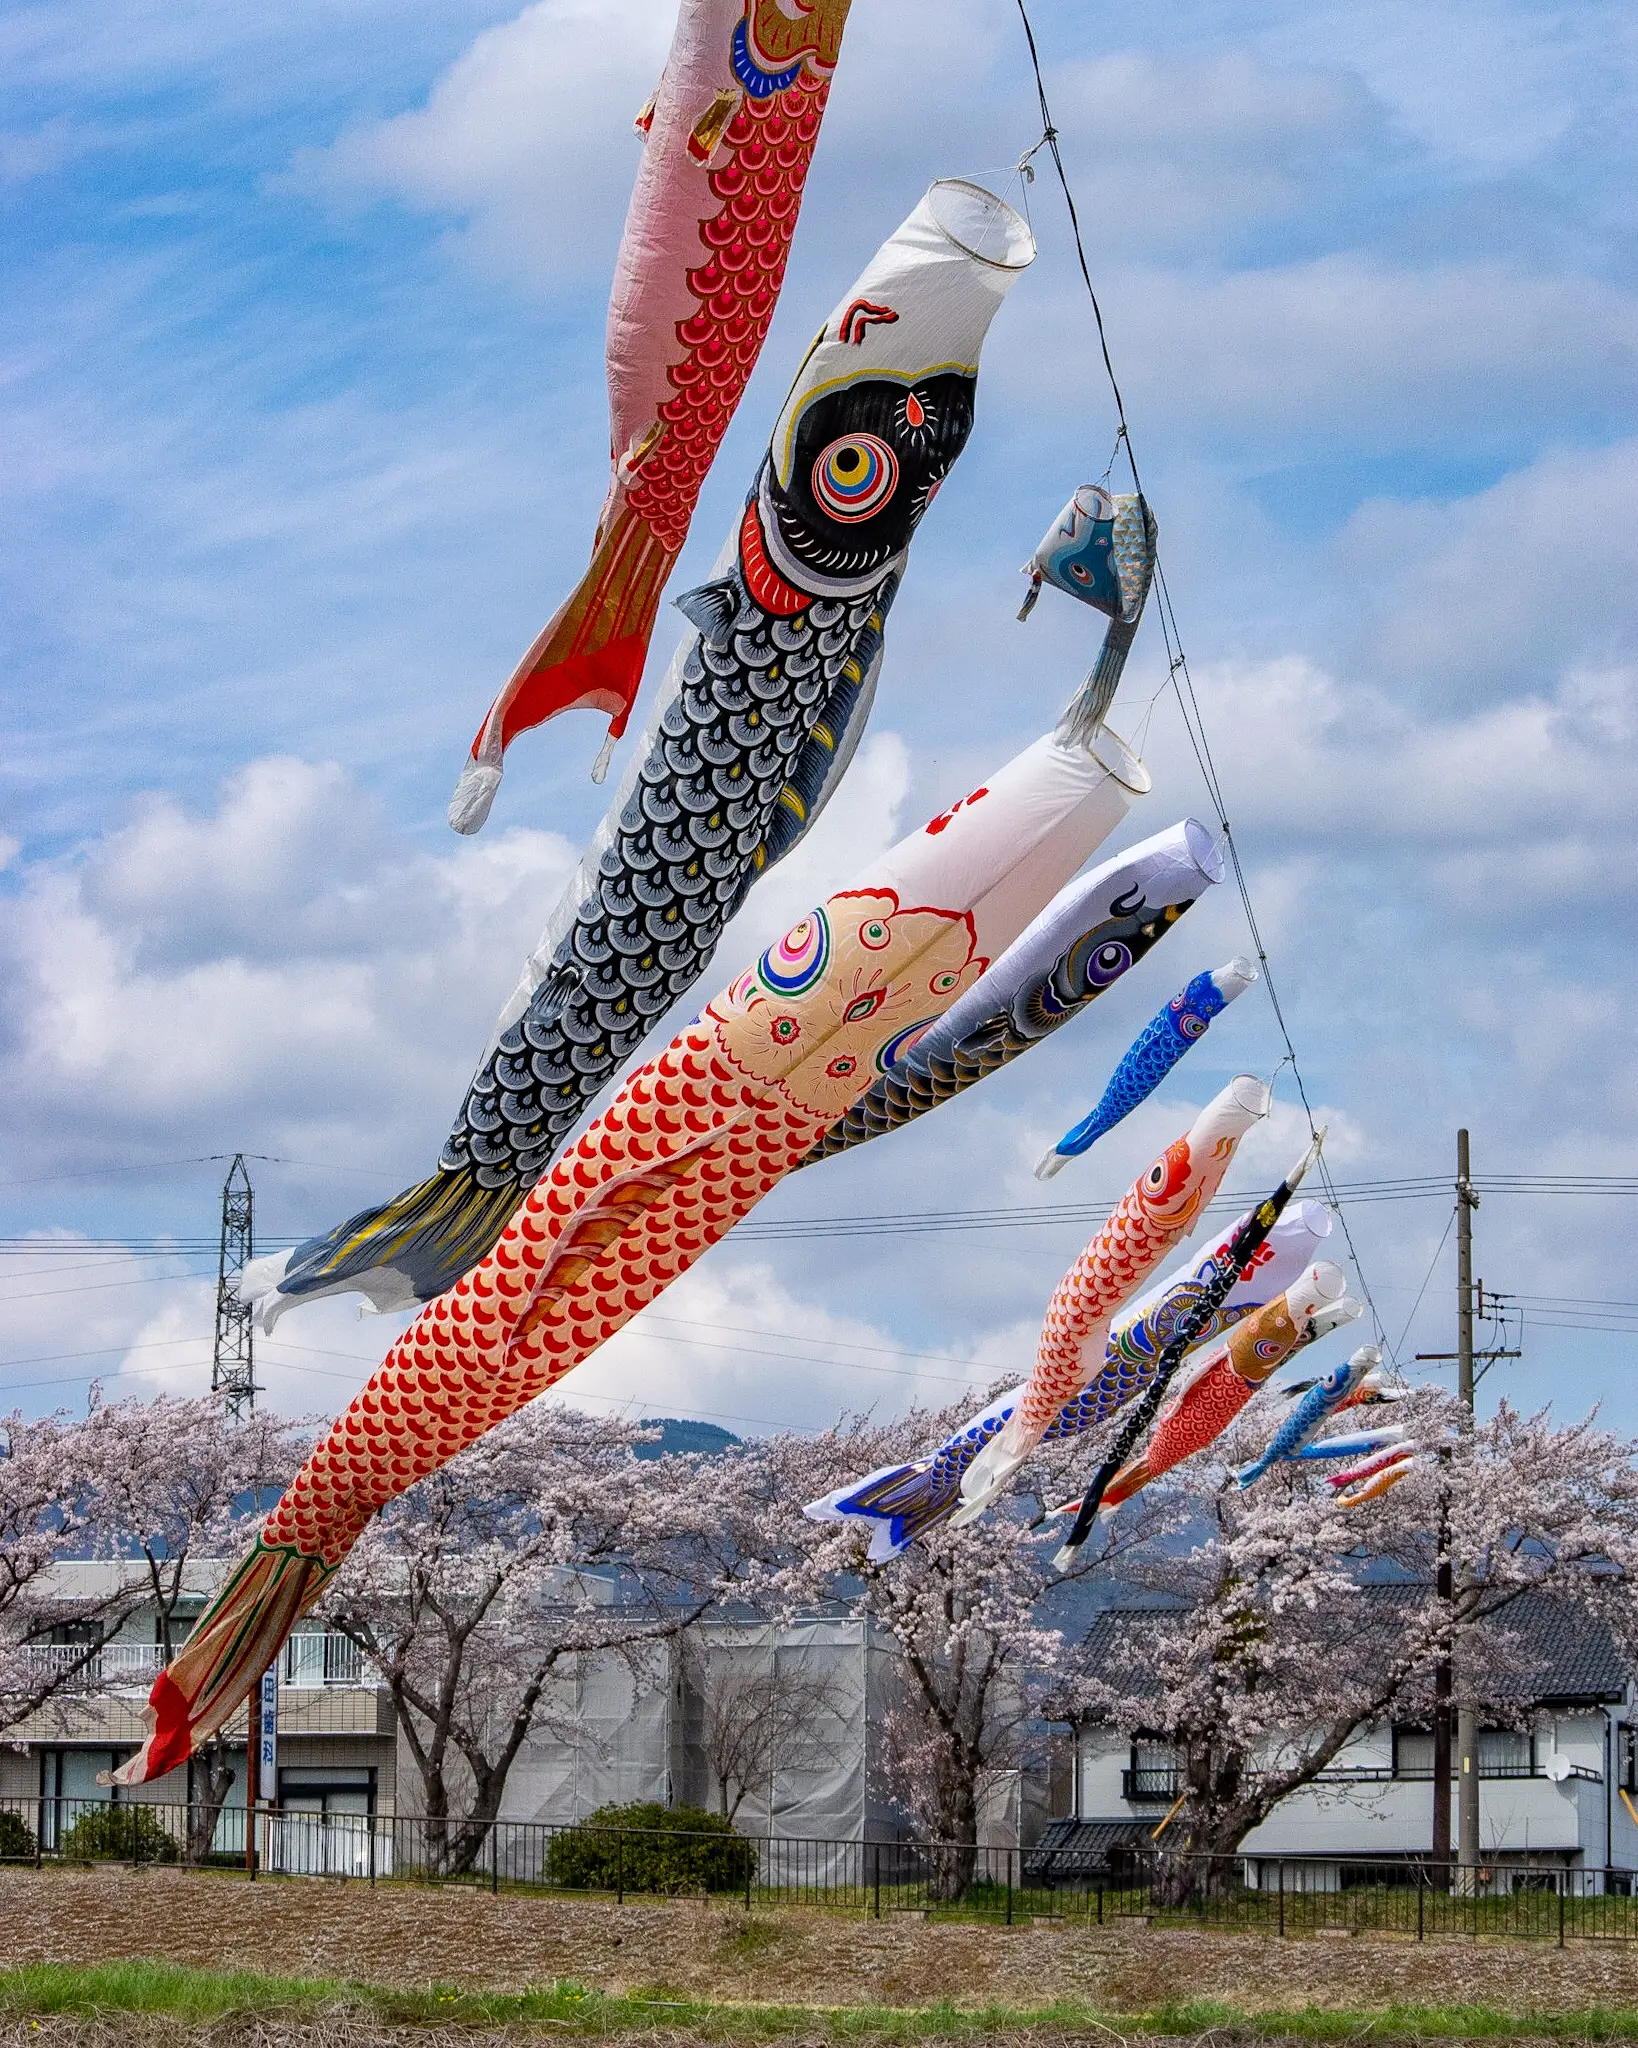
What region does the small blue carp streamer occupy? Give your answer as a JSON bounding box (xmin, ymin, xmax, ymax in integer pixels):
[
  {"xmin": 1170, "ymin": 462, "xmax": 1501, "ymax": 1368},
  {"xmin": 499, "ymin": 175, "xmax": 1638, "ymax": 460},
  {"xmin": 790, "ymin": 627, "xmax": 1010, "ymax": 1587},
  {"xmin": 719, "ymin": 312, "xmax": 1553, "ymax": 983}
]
[
  {"xmin": 1035, "ymin": 957, "xmax": 1255, "ymax": 1181},
  {"xmin": 1232, "ymin": 1345, "xmax": 1383, "ymax": 1489},
  {"xmin": 1015, "ymin": 483, "xmax": 1158, "ymax": 744}
]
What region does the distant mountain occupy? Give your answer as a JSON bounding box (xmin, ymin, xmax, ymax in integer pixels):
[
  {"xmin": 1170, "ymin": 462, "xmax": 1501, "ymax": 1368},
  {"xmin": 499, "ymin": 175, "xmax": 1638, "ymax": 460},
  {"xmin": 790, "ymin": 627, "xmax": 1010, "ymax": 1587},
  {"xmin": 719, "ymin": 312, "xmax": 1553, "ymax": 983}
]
[{"xmin": 634, "ymin": 1417, "xmax": 741, "ymax": 1460}]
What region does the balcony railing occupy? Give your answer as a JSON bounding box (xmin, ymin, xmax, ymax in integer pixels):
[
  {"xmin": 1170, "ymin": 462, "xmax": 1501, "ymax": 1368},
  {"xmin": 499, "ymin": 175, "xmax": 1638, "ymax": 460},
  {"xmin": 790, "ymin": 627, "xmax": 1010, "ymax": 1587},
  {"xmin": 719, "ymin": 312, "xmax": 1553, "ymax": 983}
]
[{"xmin": 20, "ymin": 1633, "xmax": 373, "ymax": 1694}]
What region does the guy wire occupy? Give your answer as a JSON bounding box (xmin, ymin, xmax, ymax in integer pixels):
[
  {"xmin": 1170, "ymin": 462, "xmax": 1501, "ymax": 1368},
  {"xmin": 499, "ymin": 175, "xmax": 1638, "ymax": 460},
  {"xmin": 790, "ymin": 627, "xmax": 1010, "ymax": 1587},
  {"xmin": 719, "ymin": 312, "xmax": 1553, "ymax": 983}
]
[{"xmin": 1010, "ymin": 0, "xmax": 1389, "ymax": 1353}]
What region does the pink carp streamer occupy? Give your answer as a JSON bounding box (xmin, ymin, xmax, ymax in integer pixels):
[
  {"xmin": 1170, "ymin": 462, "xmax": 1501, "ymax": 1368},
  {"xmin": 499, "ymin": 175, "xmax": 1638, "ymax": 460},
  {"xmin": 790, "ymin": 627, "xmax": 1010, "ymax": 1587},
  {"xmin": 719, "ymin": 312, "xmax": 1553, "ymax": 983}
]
[
  {"xmin": 113, "ymin": 725, "xmax": 1150, "ymax": 1787},
  {"xmin": 954, "ymin": 1075, "xmax": 1271, "ymax": 1516},
  {"xmin": 1096, "ymin": 1263, "xmax": 1358, "ymax": 1510},
  {"xmin": 450, "ymin": 0, "xmax": 854, "ymax": 827}
]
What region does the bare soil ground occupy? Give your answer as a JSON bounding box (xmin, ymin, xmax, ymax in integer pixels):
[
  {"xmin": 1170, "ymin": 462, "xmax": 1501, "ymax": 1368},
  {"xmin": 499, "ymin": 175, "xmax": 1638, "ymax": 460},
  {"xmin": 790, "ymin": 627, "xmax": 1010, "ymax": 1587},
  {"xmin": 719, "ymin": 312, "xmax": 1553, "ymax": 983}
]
[{"xmin": 7, "ymin": 1865, "xmax": 1638, "ymax": 2018}]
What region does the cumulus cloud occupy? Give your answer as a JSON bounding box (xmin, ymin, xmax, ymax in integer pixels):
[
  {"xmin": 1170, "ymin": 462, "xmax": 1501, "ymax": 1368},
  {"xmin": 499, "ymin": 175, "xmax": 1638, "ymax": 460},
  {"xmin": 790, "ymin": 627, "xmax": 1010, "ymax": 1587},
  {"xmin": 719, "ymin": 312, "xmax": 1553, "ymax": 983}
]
[
  {"xmin": 0, "ymin": 755, "xmax": 579, "ymax": 1178},
  {"xmin": 292, "ymin": 0, "xmax": 672, "ymax": 293}
]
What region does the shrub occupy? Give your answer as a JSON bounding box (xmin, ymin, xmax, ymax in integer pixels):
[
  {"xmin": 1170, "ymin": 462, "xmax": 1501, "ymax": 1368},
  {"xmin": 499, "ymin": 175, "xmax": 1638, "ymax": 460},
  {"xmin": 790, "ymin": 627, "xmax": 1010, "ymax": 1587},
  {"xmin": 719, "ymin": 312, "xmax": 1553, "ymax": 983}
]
[
  {"xmin": 58, "ymin": 1802, "xmax": 179, "ymax": 1864},
  {"xmin": 544, "ymin": 1802, "xmax": 753, "ymax": 1894},
  {"xmin": 0, "ymin": 1809, "xmax": 37, "ymax": 1862}
]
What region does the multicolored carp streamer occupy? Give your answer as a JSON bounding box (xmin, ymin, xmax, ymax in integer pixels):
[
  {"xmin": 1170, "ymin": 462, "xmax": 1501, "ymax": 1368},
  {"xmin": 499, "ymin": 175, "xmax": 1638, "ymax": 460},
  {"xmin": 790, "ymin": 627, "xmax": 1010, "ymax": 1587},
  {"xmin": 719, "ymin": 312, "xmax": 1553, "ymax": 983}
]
[
  {"xmin": 113, "ymin": 723, "xmax": 1150, "ymax": 1787},
  {"xmin": 951, "ymin": 1076, "xmax": 1273, "ymax": 1518},
  {"xmin": 1336, "ymin": 1445, "xmax": 1420, "ymax": 1507},
  {"xmin": 1035, "ymin": 957, "xmax": 1256, "ymax": 1180},
  {"xmin": 448, "ymin": 0, "xmax": 858, "ymax": 828},
  {"xmin": 1054, "ymin": 1128, "xmax": 1328, "ymax": 1562},
  {"xmin": 1094, "ymin": 1266, "xmax": 1361, "ymax": 1510},
  {"xmin": 805, "ymin": 1199, "xmax": 1333, "ymax": 1562},
  {"xmin": 1328, "ymin": 1440, "xmax": 1418, "ymax": 1491},
  {"xmin": 1233, "ymin": 1344, "xmax": 1384, "ymax": 1489},
  {"xmin": 803, "ymin": 818, "xmax": 1221, "ymax": 1166},
  {"xmin": 247, "ymin": 183, "xmax": 1033, "ymax": 1330},
  {"xmin": 1015, "ymin": 483, "xmax": 1158, "ymax": 746}
]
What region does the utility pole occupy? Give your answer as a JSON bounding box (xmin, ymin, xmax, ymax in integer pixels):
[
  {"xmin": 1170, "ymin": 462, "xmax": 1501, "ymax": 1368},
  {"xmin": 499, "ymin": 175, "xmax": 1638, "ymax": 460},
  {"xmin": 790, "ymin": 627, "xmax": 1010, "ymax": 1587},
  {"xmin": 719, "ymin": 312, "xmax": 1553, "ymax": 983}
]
[
  {"xmin": 212, "ymin": 1155, "xmax": 257, "ymax": 1421},
  {"xmin": 1431, "ymin": 1451, "xmax": 1453, "ymax": 1892},
  {"xmin": 1455, "ymin": 1128, "xmax": 1481, "ymax": 1891}
]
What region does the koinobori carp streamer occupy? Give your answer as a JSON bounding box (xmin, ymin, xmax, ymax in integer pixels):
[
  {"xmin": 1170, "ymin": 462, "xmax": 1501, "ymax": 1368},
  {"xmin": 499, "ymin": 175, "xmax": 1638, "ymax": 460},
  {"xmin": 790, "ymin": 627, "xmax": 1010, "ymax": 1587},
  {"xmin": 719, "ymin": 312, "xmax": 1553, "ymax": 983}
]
[{"xmin": 449, "ymin": 0, "xmax": 858, "ymax": 826}]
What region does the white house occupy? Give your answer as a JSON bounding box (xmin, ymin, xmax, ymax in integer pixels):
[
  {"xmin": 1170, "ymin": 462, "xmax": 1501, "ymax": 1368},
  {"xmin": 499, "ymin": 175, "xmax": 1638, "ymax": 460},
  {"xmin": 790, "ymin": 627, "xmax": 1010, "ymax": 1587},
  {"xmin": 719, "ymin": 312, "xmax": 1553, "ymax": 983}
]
[{"xmin": 1035, "ymin": 1591, "xmax": 1638, "ymax": 1893}]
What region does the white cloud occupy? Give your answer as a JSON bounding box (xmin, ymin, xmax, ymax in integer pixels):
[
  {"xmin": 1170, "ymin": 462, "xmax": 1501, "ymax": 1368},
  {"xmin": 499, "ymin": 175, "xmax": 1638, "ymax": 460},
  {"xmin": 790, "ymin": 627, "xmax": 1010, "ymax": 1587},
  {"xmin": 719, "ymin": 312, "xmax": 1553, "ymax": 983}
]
[
  {"xmin": 293, "ymin": 0, "xmax": 671, "ymax": 293},
  {"xmin": 0, "ymin": 755, "xmax": 579, "ymax": 1176}
]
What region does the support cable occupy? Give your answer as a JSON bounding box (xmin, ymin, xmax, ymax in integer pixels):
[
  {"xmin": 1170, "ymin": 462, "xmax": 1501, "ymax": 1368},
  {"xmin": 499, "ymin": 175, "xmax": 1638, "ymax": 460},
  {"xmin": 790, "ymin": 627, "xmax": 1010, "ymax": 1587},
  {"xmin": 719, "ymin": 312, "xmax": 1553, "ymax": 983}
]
[{"xmin": 1010, "ymin": 0, "xmax": 1390, "ymax": 1353}]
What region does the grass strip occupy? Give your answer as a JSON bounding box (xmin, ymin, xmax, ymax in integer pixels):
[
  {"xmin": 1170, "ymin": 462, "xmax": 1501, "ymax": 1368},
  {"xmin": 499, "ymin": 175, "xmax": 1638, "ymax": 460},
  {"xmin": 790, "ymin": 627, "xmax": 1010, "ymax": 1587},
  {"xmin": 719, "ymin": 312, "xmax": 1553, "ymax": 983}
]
[{"xmin": 13, "ymin": 1966, "xmax": 1638, "ymax": 2040}]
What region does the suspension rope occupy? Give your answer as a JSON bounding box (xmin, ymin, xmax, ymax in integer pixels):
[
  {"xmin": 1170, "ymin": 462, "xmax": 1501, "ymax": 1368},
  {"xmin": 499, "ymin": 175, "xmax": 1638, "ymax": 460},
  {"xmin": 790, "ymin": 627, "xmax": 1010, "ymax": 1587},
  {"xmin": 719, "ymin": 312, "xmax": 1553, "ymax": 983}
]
[{"xmin": 1010, "ymin": 0, "xmax": 1390, "ymax": 1352}]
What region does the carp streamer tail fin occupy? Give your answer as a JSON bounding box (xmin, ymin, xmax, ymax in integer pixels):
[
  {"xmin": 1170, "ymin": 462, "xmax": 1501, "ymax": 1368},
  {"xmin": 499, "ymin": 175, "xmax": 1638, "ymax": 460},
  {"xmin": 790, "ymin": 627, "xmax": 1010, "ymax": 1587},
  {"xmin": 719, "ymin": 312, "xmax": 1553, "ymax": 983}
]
[
  {"xmin": 806, "ymin": 1457, "xmax": 961, "ymax": 1561},
  {"xmin": 255, "ymin": 1167, "xmax": 532, "ymax": 1325},
  {"xmin": 110, "ymin": 1540, "xmax": 330, "ymax": 1786},
  {"xmin": 450, "ymin": 507, "xmax": 679, "ymax": 830}
]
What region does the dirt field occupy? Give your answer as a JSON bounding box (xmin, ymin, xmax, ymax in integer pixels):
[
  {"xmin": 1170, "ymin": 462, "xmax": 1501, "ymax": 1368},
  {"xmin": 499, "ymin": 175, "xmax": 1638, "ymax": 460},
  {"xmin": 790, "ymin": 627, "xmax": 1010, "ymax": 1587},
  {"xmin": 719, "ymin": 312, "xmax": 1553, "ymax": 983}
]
[{"xmin": 9, "ymin": 1865, "xmax": 1638, "ymax": 2018}]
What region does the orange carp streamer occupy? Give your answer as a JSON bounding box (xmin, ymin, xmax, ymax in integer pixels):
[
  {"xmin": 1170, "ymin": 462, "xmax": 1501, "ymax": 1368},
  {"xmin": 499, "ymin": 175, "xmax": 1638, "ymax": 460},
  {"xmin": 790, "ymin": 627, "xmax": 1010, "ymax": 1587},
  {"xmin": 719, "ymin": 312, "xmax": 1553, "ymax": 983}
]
[
  {"xmin": 954, "ymin": 1075, "xmax": 1272, "ymax": 1517},
  {"xmin": 113, "ymin": 726, "xmax": 1150, "ymax": 1785}
]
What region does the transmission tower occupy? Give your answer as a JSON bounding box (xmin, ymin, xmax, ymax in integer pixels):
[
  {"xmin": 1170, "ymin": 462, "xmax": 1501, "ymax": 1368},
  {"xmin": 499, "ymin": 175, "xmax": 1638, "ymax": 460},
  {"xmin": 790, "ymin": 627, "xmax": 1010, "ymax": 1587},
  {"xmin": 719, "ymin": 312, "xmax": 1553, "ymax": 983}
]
[{"xmin": 212, "ymin": 1154, "xmax": 258, "ymax": 1421}]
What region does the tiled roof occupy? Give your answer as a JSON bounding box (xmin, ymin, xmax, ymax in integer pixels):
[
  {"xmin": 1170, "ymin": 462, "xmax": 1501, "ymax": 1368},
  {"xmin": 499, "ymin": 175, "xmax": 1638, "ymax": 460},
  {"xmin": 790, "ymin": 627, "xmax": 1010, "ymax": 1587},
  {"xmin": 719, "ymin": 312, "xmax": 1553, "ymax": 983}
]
[
  {"xmin": 1077, "ymin": 1589, "xmax": 1629, "ymax": 1706},
  {"xmin": 1024, "ymin": 1818, "xmax": 1150, "ymax": 1879}
]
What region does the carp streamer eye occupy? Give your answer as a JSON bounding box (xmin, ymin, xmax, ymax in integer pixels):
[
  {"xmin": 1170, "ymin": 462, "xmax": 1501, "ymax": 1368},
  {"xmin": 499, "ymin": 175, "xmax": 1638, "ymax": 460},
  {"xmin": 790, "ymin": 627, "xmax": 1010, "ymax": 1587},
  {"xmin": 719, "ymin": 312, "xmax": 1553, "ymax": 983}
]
[{"xmin": 812, "ymin": 434, "xmax": 899, "ymax": 522}]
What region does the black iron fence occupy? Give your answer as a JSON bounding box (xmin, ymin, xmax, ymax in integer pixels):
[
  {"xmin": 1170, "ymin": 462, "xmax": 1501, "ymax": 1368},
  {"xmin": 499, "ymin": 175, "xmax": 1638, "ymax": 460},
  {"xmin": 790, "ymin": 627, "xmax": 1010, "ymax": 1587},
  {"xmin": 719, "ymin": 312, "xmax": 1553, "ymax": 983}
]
[{"xmin": 4, "ymin": 1794, "xmax": 1638, "ymax": 1942}]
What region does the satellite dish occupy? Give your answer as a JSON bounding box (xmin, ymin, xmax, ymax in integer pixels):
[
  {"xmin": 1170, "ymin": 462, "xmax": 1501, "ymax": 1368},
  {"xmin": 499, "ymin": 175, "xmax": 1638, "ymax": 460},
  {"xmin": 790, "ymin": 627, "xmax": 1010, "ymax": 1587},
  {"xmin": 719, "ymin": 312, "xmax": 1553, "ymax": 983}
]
[{"xmin": 1545, "ymin": 1752, "xmax": 1572, "ymax": 1782}]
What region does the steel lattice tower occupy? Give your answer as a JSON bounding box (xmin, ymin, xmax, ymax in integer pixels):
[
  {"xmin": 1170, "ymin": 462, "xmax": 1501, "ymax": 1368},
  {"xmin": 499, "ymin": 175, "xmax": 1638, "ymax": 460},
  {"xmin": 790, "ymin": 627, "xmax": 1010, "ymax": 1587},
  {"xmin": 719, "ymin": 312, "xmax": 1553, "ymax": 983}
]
[{"xmin": 212, "ymin": 1154, "xmax": 258, "ymax": 1420}]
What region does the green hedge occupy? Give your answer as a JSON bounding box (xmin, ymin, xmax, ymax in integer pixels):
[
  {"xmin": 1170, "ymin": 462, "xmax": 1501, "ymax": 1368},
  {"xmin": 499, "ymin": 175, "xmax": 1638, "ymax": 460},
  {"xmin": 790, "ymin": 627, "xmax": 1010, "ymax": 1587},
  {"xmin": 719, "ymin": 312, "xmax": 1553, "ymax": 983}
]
[
  {"xmin": 0, "ymin": 1811, "xmax": 37, "ymax": 1862},
  {"xmin": 543, "ymin": 1802, "xmax": 753, "ymax": 1894},
  {"xmin": 58, "ymin": 1804, "xmax": 178, "ymax": 1864}
]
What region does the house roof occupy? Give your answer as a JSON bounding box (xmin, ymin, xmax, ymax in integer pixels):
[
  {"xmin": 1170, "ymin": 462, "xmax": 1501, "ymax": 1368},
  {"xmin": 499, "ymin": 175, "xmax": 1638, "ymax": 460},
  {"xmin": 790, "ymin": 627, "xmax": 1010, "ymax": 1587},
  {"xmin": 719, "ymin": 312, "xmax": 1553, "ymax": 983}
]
[
  {"xmin": 1024, "ymin": 1818, "xmax": 1150, "ymax": 1878},
  {"xmin": 1077, "ymin": 1589, "xmax": 1630, "ymax": 1707}
]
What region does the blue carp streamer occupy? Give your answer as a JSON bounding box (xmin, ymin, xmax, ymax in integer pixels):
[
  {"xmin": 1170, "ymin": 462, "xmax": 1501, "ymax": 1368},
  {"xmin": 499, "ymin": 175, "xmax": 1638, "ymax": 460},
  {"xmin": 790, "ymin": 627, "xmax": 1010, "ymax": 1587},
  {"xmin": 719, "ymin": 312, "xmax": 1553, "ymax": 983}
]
[
  {"xmin": 1232, "ymin": 1346, "xmax": 1384, "ymax": 1489},
  {"xmin": 1036, "ymin": 957, "xmax": 1255, "ymax": 1181}
]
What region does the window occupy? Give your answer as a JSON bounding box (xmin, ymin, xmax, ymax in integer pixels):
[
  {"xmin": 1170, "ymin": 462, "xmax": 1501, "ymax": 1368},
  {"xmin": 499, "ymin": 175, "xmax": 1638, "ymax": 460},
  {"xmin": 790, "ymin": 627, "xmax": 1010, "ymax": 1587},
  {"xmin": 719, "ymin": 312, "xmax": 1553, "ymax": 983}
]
[
  {"xmin": 38, "ymin": 1750, "xmax": 122, "ymax": 1850},
  {"xmin": 1621, "ymin": 1726, "xmax": 1637, "ymax": 1794},
  {"xmin": 1479, "ymin": 1728, "xmax": 1532, "ymax": 1776},
  {"xmin": 1393, "ymin": 1728, "xmax": 1433, "ymax": 1778},
  {"xmin": 1123, "ymin": 1740, "xmax": 1180, "ymax": 1801}
]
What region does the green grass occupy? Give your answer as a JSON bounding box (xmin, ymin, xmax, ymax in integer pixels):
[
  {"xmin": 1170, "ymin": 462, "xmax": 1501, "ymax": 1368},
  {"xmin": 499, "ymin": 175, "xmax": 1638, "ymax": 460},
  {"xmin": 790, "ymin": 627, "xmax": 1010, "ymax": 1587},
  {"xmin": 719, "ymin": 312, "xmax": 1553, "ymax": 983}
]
[{"xmin": 13, "ymin": 1965, "xmax": 1638, "ymax": 2040}]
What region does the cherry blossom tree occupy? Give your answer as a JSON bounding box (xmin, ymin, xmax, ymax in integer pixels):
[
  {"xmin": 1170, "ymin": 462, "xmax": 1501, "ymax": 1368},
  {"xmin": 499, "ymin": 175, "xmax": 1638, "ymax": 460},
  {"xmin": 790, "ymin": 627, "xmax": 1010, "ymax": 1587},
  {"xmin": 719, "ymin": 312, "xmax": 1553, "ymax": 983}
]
[
  {"xmin": 316, "ymin": 1401, "xmax": 777, "ymax": 1877},
  {"xmin": 1065, "ymin": 1390, "xmax": 1638, "ymax": 1896},
  {"xmin": 1, "ymin": 1393, "xmax": 311, "ymax": 1858},
  {"xmin": 84, "ymin": 1393, "xmax": 312, "ymax": 1860},
  {"xmin": 739, "ymin": 1402, "xmax": 1169, "ymax": 1899}
]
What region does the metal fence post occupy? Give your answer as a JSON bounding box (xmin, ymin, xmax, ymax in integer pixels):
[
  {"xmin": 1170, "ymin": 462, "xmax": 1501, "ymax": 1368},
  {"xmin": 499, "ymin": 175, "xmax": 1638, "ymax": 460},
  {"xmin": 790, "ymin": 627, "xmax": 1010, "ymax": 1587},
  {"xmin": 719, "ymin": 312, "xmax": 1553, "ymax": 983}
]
[
  {"xmin": 616, "ymin": 1831, "xmax": 624, "ymax": 1905},
  {"xmin": 1560, "ymin": 1876, "xmax": 1567, "ymax": 1948},
  {"xmin": 1277, "ymin": 1860, "xmax": 1285, "ymax": 1937},
  {"xmin": 369, "ymin": 1816, "xmax": 376, "ymax": 1889},
  {"xmin": 872, "ymin": 1841, "xmax": 881, "ymax": 1919},
  {"xmin": 131, "ymin": 1803, "xmax": 140, "ymax": 1870},
  {"xmin": 1418, "ymin": 1875, "xmax": 1425, "ymax": 1941},
  {"xmin": 1097, "ymin": 1880, "xmax": 1103, "ymax": 1926},
  {"xmin": 492, "ymin": 1824, "xmax": 499, "ymax": 1895},
  {"xmin": 745, "ymin": 1841, "xmax": 753, "ymax": 1912},
  {"xmin": 1006, "ymin": 1852, "xmax": 1013, "ymax": 1925}
]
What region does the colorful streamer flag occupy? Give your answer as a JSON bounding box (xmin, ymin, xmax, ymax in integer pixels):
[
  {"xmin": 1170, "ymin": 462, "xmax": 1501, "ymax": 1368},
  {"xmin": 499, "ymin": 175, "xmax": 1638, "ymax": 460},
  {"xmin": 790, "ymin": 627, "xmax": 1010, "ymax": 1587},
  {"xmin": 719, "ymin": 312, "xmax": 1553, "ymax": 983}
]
[
  {"xmin": 113, "ymin": 721, "xmax": 1150, "ymax": 1787},
  {"xmin": 951, "ymin": 1076, "xmax": 1273, "ymax": 1520},
  {"xmin": 1232, "ymin": 1344, "xmax": 1384, "ymax": 1489},
  {"xmin": 1336, "ymin": 1445, "xmax": 1421, "ymax": 1507},
  {"xmin": 1053, "ymin": 1127, "xmax": 1327, "ymax": 1564},
  {"xmin": 806, "ymin": 1198, "xmax": 1332, "ymax": 1561},
  {"xmin": 246, "ymin": 182, "xmax": 1034, "ymax": 1330},
  {"xmin": 1015, "ymin": 483, "xmax": 1158, "ymax": 744},
  {"xmin": 1035, "ymin": 958, "xmax": 1256, "ymax": 1179},
  {"xmin": 802, "ymin": 819, "xmax": 1221, "ymax": 1166},
  {"xmin": 1091, "ymin": 1266, "xmax": 1362, "ymax": 1511},
  {"xmin": 1327, "ymin": 1440, "xmax": 1418, "ymax": 1491},
  {"xmin": 448, "ymin": 0, "xmax": 857, "ymax": 827}
]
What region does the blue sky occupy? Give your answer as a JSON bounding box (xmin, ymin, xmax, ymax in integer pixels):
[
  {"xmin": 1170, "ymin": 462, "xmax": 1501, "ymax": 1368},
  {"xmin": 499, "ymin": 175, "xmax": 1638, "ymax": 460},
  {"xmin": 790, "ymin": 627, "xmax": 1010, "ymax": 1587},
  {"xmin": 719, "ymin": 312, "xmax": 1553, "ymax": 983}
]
[{"xmin": 3, "ymin": 0, "xmax": 1636, "ymax": 1440}]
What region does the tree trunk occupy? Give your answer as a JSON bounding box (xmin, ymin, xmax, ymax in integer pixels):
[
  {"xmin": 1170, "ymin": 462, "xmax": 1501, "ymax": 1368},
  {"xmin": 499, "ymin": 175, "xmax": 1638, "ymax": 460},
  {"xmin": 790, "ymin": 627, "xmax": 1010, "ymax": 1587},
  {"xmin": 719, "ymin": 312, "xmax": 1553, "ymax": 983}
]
[
  {"xmin": 923, "ymin": 1776, "xmax": 980, "ymax": 1904},
  {"xmin": 185, "ymin": 1744, "xmax": 236, "ymax": 1866}
]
